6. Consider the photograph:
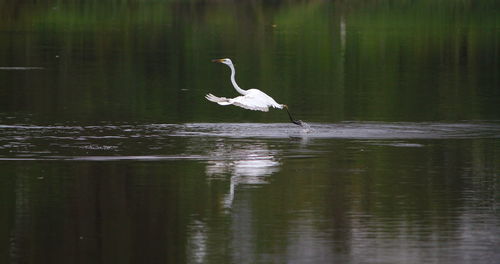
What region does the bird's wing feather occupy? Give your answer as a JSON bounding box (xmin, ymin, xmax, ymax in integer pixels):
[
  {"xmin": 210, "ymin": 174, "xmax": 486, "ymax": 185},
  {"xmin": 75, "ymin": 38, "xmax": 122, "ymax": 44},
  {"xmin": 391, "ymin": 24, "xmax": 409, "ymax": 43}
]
[
  {"xmin": 205, "ymin": 93, "xmax": 232, "ymax": 105},
  {"xmin": 206, "ymin": 91, "xmax": 279, "ymax": 112},
  {"xmin": 230, "ymin": 95, "xmax": 270, "ymax": 112}
]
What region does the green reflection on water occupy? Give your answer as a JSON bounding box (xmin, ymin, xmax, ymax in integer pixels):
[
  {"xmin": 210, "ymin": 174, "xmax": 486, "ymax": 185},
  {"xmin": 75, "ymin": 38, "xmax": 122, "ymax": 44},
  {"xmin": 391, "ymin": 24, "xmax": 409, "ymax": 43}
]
[
  {"xmin": 0, "ymin": 137, "xmax": 498, "ymax": 263},
  {"xmin": 0, "ymin": 0, "xmax": 498, "ymax": 123},
  {"xmin": 0, "ymin": 1, "xmax": 499, "ymax": 261}
]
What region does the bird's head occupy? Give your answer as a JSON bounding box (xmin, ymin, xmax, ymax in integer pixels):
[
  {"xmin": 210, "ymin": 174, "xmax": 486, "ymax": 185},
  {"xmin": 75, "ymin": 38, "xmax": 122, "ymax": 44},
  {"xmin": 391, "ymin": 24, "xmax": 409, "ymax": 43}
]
[{"xmin": 212, "ymin": 58, "xmax": 233, "ymax": 65}]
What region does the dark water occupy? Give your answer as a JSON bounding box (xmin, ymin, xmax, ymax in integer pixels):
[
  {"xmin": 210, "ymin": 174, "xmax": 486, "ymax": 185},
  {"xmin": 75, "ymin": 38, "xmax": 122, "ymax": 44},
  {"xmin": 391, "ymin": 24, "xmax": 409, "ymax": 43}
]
[
  {"xmin": 1, "ymin": 120, "xmax": 499, "ymax": 263},
  {"xmin": 1, "ymin": 0, "xmax": 500, "ymax": 263}
]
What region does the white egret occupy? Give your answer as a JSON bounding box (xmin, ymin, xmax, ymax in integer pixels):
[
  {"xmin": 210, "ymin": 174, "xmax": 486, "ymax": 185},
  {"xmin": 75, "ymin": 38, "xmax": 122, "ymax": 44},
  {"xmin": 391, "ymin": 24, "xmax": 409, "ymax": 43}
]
[{"xmin": 206, "ymin": 58, "xmax": 303, "ymax": 126}]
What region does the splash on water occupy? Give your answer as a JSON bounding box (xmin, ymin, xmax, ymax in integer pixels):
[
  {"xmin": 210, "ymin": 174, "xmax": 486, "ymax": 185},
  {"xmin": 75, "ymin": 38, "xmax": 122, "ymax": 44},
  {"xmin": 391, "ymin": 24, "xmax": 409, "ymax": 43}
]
[
  {"xmin": 298, "ymin": 121, "xmax": 312, "ymax": 133},
  {"xmin": 0, "ymin": 120, "xmax": 499, "ymax": 161}
]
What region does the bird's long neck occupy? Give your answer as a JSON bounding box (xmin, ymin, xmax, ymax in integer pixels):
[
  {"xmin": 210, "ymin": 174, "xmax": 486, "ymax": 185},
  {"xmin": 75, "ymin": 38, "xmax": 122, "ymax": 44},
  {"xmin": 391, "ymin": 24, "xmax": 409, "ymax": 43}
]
[{"xmin": 228, "ymin": 63, "xmax": 247, "ymax": 95}]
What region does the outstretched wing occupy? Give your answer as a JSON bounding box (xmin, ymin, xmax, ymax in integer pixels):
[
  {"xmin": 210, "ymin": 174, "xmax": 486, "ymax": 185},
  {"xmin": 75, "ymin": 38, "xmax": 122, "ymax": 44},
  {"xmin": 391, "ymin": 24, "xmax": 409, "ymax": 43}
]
[
  {"xmin": 205, "ymin": 93, "xmax": 232, "ymax": 105},
  {"xmin": 205, "ymin": 93, "xmax": 269, "ymax": 112},
  {"xmin": 230, "ymin": 94, "xmax": 270, "ymax": 112}
]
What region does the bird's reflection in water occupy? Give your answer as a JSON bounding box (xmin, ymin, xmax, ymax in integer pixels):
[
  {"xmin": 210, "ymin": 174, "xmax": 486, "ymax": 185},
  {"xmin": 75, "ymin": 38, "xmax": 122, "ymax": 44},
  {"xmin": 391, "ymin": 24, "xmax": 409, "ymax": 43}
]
[
  {"xmin": 186, "ymin": 220, "xmax": 208, "ymax": 263},
  {"xmin": 205, "ymin": 140, "xmax": 281, "ymax": 209},
  {"xmin": 186, "ymin": 140, "xmax": 281, "ymax": 263}
]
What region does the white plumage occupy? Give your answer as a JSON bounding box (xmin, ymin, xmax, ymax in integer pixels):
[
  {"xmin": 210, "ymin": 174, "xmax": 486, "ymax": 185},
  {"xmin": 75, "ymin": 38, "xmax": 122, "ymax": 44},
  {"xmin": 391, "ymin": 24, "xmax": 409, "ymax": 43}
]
[
  {"xmin": 206, "ymin": 58, "xmax": 284, "ymax": 112},
  {"xmin": 205, "ymin": 89, "xmax": 283, "ymax": 112},
  {"xmin": 206, "ymin": 58, "xmax": 303, "ymax": 126}
]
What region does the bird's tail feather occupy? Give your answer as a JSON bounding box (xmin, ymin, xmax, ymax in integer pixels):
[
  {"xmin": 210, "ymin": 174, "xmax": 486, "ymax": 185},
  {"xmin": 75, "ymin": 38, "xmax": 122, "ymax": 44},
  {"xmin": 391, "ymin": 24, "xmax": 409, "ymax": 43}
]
[{"xmin": 205, "ymin": 93, "xmax": 232, "ymax": 105}]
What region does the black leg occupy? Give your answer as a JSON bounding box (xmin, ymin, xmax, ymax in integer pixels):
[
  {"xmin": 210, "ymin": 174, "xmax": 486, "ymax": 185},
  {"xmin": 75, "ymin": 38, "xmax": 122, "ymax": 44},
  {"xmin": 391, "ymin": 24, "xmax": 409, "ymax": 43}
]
[{"xmin": 284, "ymin": 106, "xmax": 304, "ymax": 126}]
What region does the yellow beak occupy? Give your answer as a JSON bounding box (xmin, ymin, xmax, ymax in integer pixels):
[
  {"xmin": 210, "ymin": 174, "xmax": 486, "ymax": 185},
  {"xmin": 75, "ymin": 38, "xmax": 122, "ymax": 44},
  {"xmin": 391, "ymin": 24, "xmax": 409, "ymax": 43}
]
[{"xmin": 211, "ymin": 59, "xmax": 224, "ymax": 63}]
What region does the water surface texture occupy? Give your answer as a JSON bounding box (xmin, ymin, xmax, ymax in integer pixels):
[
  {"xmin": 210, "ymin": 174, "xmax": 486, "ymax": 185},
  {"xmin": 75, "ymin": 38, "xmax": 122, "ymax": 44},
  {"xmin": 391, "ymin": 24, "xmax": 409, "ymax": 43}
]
[{"xmin": 1, "ymin": 1, "xmax": 500, "ymax": 263}]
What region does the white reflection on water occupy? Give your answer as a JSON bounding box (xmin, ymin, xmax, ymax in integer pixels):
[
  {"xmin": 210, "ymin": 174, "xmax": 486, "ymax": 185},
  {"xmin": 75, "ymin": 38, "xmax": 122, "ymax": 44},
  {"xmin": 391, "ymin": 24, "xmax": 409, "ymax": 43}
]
[
  {"xmin": 186, "ymin": 141, "xmax": 281, "ymax": 262},
  {"xmin": 186, "ymin": 220, "xmax": 208, "ymax": 264},
  {"xmin": 1, "ymin": 120, "xmax": 499, "ymax": 263},
  {"xmin": 0, "ymin": 67, "xmax": 44, "ymax": 70},
  {"xmin": 1, "ymin": 122, "xmax": 499, "ymax": 161},
  {"xmin": 173, "ymin": 122, "xmax": 500, "ymax": 139},
  {"xmin": 205, "ymin": 141, "xmax": 280, "ymax": 209},
  {"xmin": 286, "ymin": 216, "xmax": 335, "ymax": 263}
]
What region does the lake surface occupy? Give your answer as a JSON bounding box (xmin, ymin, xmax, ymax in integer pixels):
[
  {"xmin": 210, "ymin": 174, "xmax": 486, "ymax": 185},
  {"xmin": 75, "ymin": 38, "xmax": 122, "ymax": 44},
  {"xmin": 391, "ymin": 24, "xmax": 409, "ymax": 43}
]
[{"xmin": 1, "ymin": 1, "xmax": 499, "ymax": 263}]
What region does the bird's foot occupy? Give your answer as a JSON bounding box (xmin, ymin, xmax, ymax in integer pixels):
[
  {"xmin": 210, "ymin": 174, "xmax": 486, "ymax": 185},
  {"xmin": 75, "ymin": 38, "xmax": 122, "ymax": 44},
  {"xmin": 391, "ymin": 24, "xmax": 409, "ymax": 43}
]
[{"xmin": 293, "ymin": 119, "xmax": 304, "ymax": 126}]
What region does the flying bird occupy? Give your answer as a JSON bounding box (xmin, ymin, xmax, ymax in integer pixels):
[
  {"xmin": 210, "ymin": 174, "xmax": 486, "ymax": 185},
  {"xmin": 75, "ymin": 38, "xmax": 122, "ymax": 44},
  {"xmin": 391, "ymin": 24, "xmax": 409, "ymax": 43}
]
[{"xmin": 206, "ymin": 58, "xmax": 303, "ymax": 126}]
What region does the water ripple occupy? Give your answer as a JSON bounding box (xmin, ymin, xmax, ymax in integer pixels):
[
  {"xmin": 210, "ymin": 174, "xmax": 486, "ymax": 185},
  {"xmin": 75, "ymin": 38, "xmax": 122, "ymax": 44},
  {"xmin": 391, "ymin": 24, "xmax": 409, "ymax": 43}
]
[{"xmin": 0, "ymin": 121, "xmax": 499, "ymax": 161}]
